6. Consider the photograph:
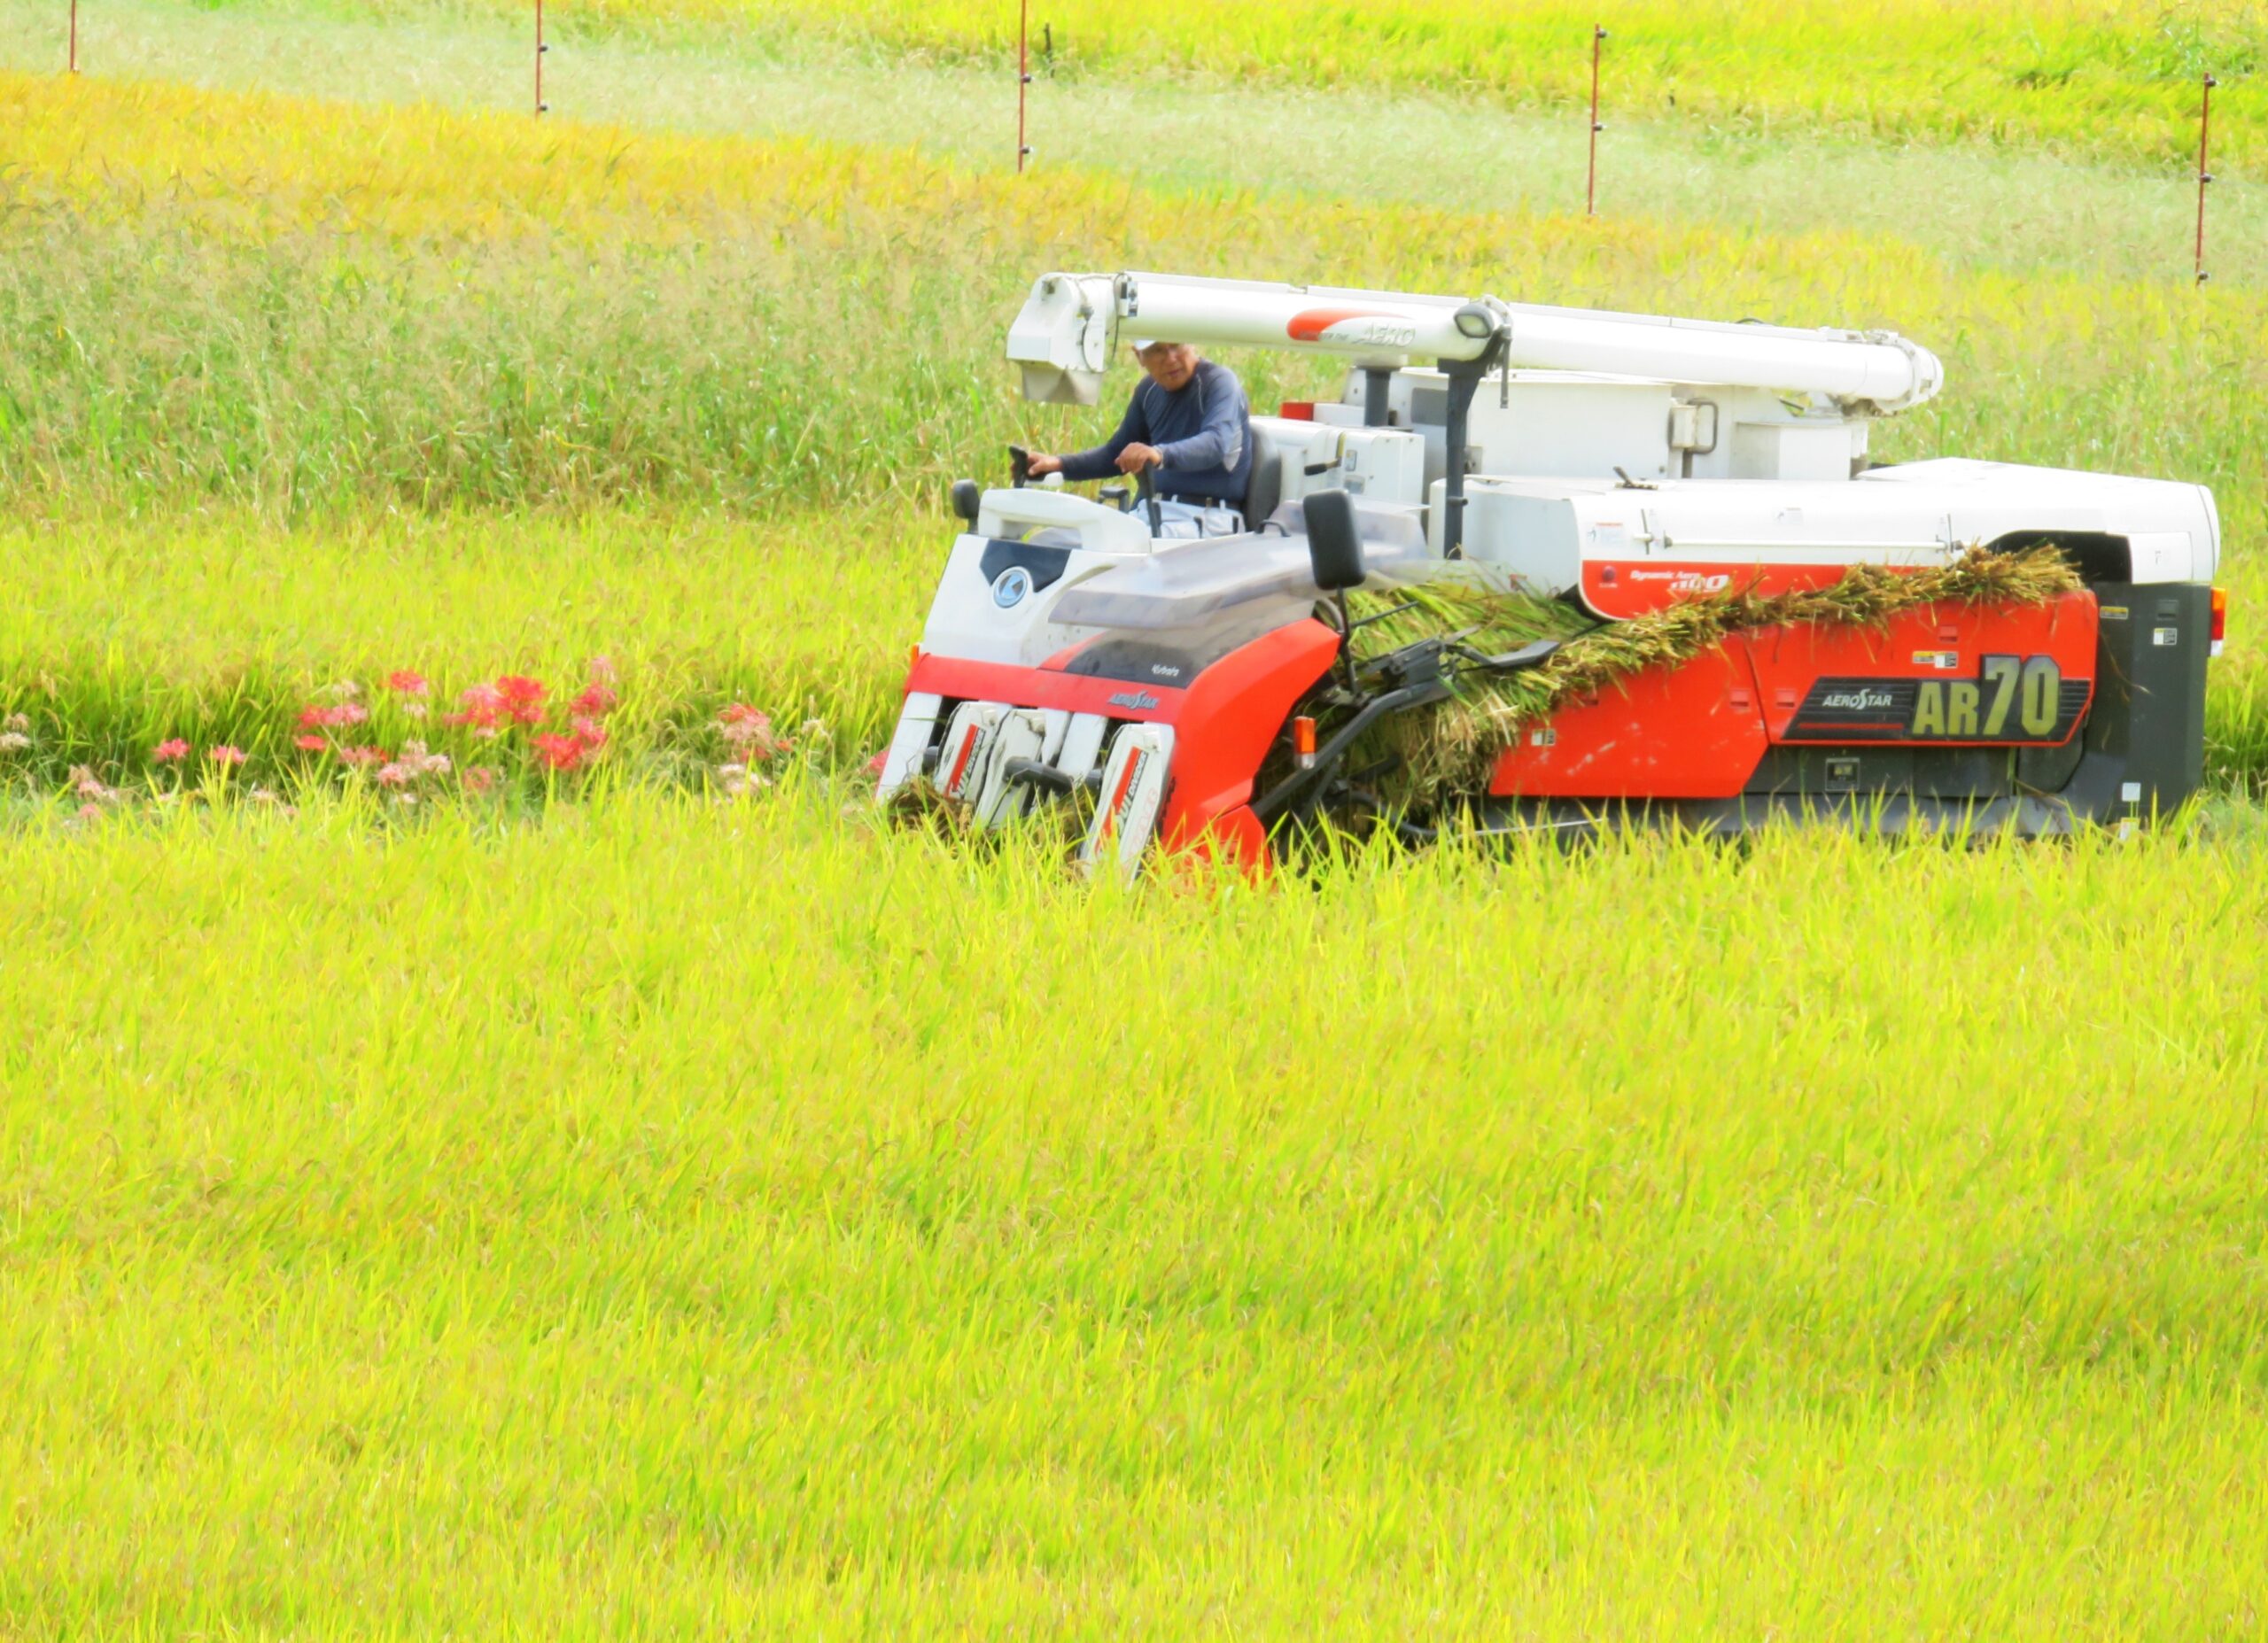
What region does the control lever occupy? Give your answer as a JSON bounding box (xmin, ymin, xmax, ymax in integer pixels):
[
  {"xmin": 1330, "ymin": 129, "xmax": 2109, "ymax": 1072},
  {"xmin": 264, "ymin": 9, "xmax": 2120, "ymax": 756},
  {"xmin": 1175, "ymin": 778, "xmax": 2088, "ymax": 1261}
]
[
  {"xmin": 1137, "ymin": 466, "xmax": 1162, "ymax": 537},
  {"xmin": 1008, "ymin": 445, "xmax": 1034, "ymax": 488}
]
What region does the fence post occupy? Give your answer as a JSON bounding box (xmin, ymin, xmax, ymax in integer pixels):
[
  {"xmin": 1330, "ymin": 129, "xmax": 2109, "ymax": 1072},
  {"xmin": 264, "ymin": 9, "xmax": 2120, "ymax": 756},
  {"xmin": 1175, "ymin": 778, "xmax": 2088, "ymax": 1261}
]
[
  {"xmin": 2195, "ymin": 72, "xmax": 2217, "ymax": 285},
  {"xmin": 1587, "ymin": 25, "xmax": 1606, "ymax": 215},
  {"xmin": 535, "ymin": 0, "xmax": 549, "ymax": 114},
  {"xmin": 1017, "ymin": 0, "xmax": 1033, "ymax": 172}
]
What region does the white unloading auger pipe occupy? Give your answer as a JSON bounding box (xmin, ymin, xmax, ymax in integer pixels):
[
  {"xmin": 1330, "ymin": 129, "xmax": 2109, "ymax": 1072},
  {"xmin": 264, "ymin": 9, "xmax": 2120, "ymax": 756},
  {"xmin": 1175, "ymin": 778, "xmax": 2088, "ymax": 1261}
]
[{"xmin": 1006, "ymin": 271, "xmax": 1944, "ymax": 416}]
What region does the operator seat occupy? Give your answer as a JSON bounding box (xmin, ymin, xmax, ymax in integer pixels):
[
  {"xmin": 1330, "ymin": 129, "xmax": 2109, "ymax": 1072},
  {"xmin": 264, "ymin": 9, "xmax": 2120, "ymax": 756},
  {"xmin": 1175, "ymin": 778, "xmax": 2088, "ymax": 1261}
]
[{"xmin": 1242, "ymin": 426, "xmax": 1285, "ymax": 532}]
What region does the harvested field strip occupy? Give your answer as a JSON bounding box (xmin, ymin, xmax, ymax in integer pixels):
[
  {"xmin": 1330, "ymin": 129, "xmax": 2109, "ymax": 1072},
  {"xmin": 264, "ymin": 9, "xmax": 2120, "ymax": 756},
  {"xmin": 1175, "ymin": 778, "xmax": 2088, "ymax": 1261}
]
[{"xmin": 257, "ymin": 0, "xmax": 2268, "ymax": 176}]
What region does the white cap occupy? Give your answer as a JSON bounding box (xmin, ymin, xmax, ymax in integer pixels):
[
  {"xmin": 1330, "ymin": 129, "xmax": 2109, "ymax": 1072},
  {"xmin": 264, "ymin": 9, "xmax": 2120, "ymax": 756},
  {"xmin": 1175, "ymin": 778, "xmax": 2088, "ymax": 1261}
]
[{"xmin": 1130, "ymin": 337, "xmax": 1159, "ymax": 353}]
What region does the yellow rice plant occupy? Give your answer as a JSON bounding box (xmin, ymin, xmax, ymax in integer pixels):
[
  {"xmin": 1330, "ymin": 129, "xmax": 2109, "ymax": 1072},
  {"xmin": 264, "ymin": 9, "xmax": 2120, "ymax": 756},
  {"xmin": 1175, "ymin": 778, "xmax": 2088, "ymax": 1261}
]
[{"xmin": 437, "ymin": 0, "xmax": 2267, "ymax": 176}]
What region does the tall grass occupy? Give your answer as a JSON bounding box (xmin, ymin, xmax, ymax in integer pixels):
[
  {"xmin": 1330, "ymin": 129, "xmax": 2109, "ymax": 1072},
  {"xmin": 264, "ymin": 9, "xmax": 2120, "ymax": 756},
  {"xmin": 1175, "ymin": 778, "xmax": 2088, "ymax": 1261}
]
[
  {"xmin": 4, "ymin": 787, "xmax": 2267, "ymax": 1633},
  {"xmin": 4, "ymin": 71, "xmax": 2262, "ymax": 533}
]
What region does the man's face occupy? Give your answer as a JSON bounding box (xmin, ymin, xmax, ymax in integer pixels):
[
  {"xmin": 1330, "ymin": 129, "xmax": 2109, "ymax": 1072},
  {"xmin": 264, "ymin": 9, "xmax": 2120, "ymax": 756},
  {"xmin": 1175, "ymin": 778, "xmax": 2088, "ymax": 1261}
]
[{"xmin": 1136, "ymin": 343, "xmax": 1200, "ymax": 393}]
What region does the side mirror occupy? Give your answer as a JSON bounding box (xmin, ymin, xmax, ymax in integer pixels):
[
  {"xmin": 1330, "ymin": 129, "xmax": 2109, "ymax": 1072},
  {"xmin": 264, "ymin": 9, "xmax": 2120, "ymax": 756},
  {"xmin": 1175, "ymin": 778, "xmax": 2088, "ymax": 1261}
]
[
  {"xmin": 951, "ymin": 479, "xmax": 982, "ymax": 528},
  {"xmin": 1301, "ymin": 488, "xmax": 1368, "ymax": 592}
]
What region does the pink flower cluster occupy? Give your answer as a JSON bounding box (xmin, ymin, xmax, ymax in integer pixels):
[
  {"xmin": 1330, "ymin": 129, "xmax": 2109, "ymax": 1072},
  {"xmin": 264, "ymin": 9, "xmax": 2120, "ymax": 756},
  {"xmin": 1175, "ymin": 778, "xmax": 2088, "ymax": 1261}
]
[
  {"xmin": 284, "ymin": 660, "xmax": 620, "ymax": 787},
  {"xmin": 58, "ymin": 661, "xmax": 672, "ymax": 813},
  {"xmin": 151, "ymin": 738, "xmax": 245, "ymax": 768}
]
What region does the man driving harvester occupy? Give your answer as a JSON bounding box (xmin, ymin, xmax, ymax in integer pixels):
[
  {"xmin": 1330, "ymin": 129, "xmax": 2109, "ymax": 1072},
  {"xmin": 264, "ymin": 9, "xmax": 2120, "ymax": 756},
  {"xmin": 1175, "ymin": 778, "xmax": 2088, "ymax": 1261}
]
[{"xmin": 1024, "ymin": 339, "xmax": 1254, "ymax": 537}]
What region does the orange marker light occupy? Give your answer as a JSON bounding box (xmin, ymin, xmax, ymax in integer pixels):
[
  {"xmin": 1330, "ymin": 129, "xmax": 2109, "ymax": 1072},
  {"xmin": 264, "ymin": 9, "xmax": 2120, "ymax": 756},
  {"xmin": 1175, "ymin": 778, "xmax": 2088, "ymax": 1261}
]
[
  {"xmin": 2211, "ymin": 587, "xmax": 2227, "ymax": 658},
  {"xmin": 1292, "ymin": 716, "xmax": 1317, "ymax": 770}
]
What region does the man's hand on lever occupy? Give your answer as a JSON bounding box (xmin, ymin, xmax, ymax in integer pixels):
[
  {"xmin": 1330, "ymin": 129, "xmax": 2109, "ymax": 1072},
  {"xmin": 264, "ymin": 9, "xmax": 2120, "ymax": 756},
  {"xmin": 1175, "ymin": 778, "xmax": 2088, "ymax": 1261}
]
[{"xmin": 1021, "ymin": 445, "xmax": 1160, "ymax": 478}]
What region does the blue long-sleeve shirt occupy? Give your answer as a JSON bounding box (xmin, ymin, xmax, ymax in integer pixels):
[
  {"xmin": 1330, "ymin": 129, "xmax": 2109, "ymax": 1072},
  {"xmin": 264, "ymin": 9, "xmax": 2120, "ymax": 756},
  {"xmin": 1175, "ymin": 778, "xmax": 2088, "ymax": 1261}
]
[{"xmin": 1057, "ymin": 359, "xmax": 1253, "ymax": 503}]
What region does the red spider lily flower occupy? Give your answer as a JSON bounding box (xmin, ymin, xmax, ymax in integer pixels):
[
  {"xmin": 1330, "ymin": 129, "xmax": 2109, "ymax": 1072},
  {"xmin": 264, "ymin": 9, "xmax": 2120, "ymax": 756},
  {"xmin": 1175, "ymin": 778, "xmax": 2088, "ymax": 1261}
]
[
  {"xmin": 152, "ymin": 738, "xmax": 190, "ymax": 763},
  {"xmin": 865, "ymin": 751, "xmax": 888, "ymax": 777},
  {"xmin": 338, "ymin": 745, "xmax": 389, "ymax": 770},
  {"xmin": 532, "ymin": 732, "xmax": 585, "ymax": 772},
  {"xmin": 298, "ymin": 702, "xmax": 369, "ymax": 730},
  {"xmin": 208, "ymin": 745, "xmax": 246, "ymax": 768},
  {"xmin": 586, "ymin": 655, "xmax": 618, "ymax": 686},
  {"xmin": 294, "ymin": 734, "xmax": 329, "ymax": 753},
  {"xmin": 494, "ymin": 676, "xmax": 547, "ymax": 725},
  {"xmin": 571, "ymin": 682, "xmax": 617, "ymax": 717},
  {"xmin": 571, "ymin": 716, "xmax": 609, "ymax": 750},
  {"xmin": 462, "ymin": 766, "xmax": 499, "ymax": 795},
  {"xmin": 385, "ymin": 670, "xmax": 430, "ymax": 698},
  {"xmin": 718, "ymin": 702, "xmax": 790, "ymax": 762}
]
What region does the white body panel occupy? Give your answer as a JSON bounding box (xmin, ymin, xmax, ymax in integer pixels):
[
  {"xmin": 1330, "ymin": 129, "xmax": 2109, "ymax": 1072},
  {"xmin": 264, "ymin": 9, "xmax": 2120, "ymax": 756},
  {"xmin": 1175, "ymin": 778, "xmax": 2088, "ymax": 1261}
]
[
  {"xmin": 1449, "ymin": 460, "xmax": 2221, "ymax": 603},
  {"xmin": 876, "ymin": 690, "xmax": 944, "ymax": 800},
  {"xmin": 1249, "ymin": 415, "xmax": 1428, "ymax": 506},
  {"xmin": 974, "ymin": 488, "xmax": 1155, "ymax": 554}
]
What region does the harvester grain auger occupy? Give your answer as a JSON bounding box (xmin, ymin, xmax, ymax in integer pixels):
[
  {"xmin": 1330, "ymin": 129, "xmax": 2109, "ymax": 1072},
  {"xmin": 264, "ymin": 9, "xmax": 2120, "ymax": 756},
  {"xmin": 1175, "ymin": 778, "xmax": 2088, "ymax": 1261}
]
[{"xmin": 880, "ymin": 271, "xmax": 2225, "ymax": 872}]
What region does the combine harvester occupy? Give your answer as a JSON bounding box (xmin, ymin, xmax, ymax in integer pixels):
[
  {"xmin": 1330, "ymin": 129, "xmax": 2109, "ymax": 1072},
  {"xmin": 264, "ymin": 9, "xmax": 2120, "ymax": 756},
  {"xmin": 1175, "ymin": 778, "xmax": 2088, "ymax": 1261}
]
[{"xmin": 880, "ymin": 271, "xmax": 2225, "ymax": 870}]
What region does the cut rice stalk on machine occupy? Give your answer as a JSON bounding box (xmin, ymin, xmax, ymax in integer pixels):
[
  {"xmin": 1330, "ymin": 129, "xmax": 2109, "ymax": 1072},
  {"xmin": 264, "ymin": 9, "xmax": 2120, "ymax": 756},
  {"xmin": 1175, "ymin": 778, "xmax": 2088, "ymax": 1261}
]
[{"xmin": 880, "ymin": 271, "xmax": 2225, "ymax": 872}]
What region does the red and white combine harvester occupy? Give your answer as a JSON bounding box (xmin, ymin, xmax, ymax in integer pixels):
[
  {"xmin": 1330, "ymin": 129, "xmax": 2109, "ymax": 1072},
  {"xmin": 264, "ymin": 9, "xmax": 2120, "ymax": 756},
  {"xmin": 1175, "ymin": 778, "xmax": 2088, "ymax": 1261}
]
[{"xmin": 879, "ymin": 271, "xmax": 2225, "ymax": 870}]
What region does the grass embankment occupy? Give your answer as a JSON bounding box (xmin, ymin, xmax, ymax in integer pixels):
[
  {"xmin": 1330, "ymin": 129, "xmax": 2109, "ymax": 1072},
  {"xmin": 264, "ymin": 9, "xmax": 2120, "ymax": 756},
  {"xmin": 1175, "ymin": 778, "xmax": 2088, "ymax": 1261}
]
[
  {"xmin": 11, "ymin": 0, "xmax": 2259, "ymax": 289},
  {"xmin": 268, "ymin": 0, "xmax": 2268, "ymax": 176},
  {"xmin": 4, "ymin": 70, "xmax": 2263, "ymax": 787},
  {"xmin": 6, "ymin": 791, "xmax": 2268, "ymax": 1634}
]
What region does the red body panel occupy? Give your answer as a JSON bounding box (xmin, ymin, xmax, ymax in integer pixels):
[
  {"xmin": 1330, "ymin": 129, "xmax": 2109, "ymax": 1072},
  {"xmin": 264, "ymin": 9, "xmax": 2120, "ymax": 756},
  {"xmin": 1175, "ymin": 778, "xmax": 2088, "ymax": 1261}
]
[
  {"xmin": 1490, "ymin": 593, "xmax": 2100, "ymax": 800},
  {"xmin": 1158, "ymin": 619, "xmax": 1340, "ymax": 864},
  {"xmin": 1488, "ymin": 641, "xmax": 1767, "ymax": 800},
  {"xmin": 905, "ymin": 620, "xmax": 1340, "ymax": 872},
  {"xmin": 1747, "ymin": 591, "xmax": 2097, "ymax": 746}
]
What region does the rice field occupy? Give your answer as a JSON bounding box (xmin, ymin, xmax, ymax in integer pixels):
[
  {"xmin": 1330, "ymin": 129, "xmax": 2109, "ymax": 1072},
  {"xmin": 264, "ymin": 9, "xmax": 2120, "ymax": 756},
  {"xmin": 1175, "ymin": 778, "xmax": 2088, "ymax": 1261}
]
[{"xmin": 5, "ymin": 5, "xmax": 2268, "ymax": 1634}]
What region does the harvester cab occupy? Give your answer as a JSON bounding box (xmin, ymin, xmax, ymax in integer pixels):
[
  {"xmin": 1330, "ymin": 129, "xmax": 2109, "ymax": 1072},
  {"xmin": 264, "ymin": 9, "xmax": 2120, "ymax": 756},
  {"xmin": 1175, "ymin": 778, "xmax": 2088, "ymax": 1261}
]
[{"xmin": 881, "ymin": 270, "xmax": 2224, "ymax": 872}]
